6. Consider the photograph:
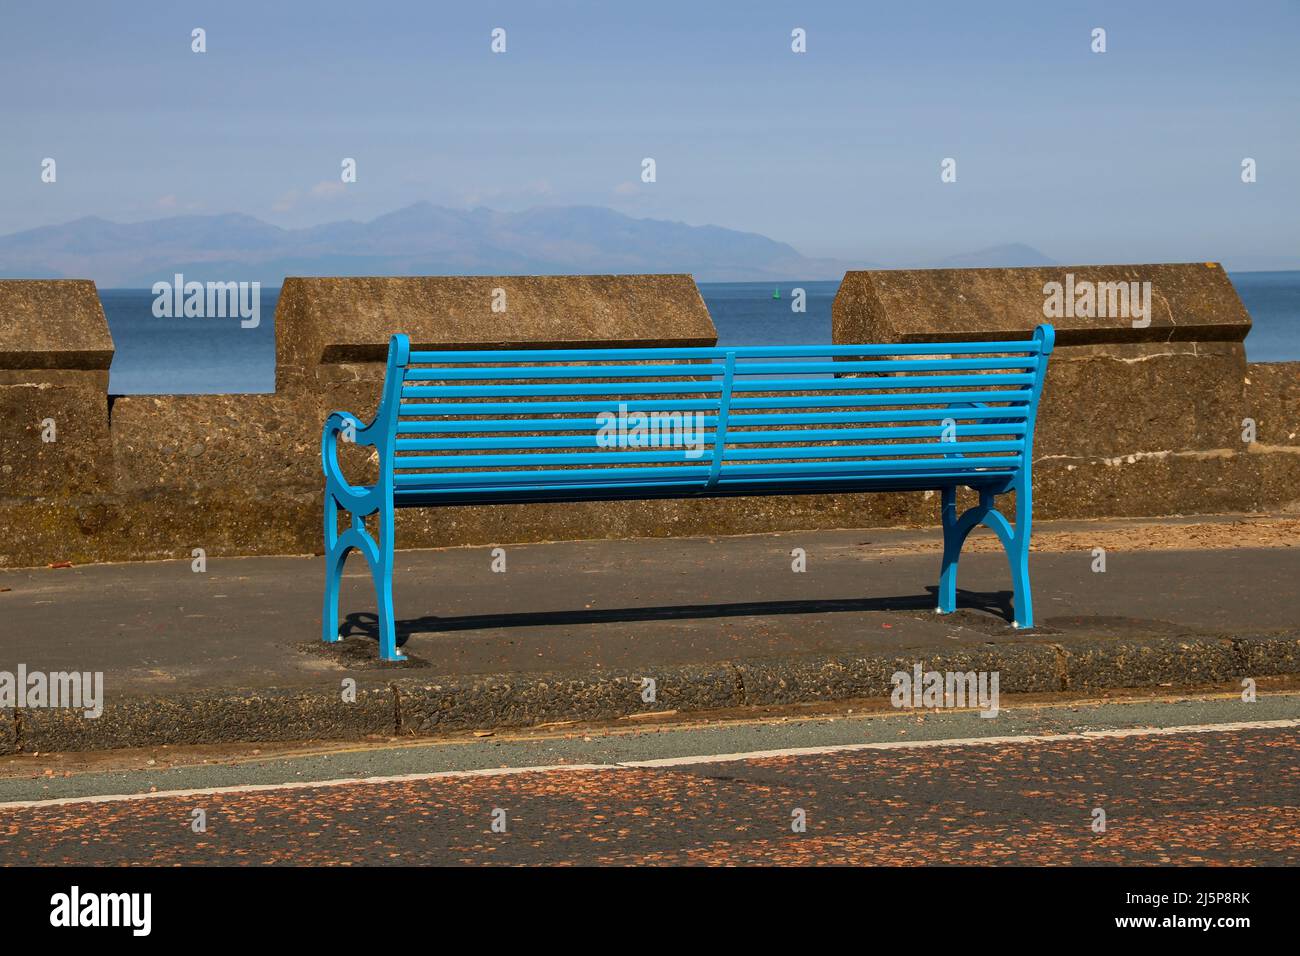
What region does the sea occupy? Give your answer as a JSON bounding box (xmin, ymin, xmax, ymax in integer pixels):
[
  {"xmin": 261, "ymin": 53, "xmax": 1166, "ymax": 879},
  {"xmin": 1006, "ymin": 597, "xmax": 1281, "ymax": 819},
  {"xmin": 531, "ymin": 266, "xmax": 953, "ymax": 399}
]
[{"xmin": 100, "ymin": 273, "xmax": 1300, "ymax": 395}]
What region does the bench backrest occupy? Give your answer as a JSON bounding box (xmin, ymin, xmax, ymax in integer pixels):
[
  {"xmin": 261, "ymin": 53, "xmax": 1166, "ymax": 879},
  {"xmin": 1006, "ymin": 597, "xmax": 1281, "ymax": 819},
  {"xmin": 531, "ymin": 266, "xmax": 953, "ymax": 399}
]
[{"xmin": 367, "ymin": 325, "xmax": 1054, "ymax": 501}]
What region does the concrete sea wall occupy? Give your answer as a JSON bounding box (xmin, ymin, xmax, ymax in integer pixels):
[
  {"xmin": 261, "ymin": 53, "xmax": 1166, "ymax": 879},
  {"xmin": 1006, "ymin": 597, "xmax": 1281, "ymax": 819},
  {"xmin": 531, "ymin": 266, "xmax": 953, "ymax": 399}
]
[{"xmin": 0, "ymin": 266, "xmax": 1296, "ymax": 568}]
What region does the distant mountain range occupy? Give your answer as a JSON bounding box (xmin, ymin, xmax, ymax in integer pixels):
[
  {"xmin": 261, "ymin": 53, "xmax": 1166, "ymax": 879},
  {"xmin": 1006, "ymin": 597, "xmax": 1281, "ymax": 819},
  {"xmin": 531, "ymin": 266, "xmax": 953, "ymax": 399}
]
[
  {"xmin": 929, "ymin": 243, "xmax": 1058, "ymax": 269},
  {"xmin": 0, "ymin": 203, "xmax": 1060, "ymax": 286}
]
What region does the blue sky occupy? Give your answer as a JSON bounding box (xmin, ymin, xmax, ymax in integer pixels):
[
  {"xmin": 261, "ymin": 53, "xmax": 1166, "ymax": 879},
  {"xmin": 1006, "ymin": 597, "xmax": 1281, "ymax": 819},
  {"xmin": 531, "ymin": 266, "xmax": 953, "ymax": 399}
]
[{"xmin": 2, "ymin": 0, "xmax": 1297, "ymax": 268}]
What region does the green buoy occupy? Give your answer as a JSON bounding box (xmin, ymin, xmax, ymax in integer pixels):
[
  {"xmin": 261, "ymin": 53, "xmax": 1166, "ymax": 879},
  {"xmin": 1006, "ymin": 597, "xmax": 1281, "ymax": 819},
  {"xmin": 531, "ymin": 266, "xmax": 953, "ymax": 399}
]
[{"xmin": 772, "ymin": 287, "xmax": 781, "ymax": 300}]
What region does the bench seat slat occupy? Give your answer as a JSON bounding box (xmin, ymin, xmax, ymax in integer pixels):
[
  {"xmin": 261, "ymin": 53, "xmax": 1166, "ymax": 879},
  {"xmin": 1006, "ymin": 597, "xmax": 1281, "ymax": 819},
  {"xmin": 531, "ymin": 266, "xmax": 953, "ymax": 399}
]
[
  {"xmin": 730, "ymin": 358, "xmax": 1037, "ymax": 374},
  {"xmin": 407, "ymin": 340, "xmax": 1043, "ymax": 363},
  {"xmin": 719, "ymin": 457, "xmax": 1020, "ymax": 475},
  {"xmin": 396, "ymin": 434, "xmax": 708, "ymax": 449},
  {"xmin": 728, "ymin": 374, "xmax": 1035, "ymax": 392},
  {"xmin": 394, "ymin": 465, "xmax": 712, "ymax": 486},
  {"xmin": 401, "ymin": 357, "xmax": 1037, "ymax": 380},
  {"xmin": 724, "ymin": 424, "xmax": 1027, "ymax": 441},
  {"xmin": 727, "ymin": 408, "xmax": 1029, "ymax": 425},
  {"xmin": 721, "ymin": 441, "xmax": 1023, "ymax": 460},
  {"xmin": 728, "ymin": 390, "xmax": 1033, "ymax": 409},
  {"xmin": 391, "ymin": 455, "xmax": 1022, "ymax": 490},
  {"xmin": 404, "ymin": 363, "xmax": 727, "ymax": 380},
  {"xmin": 401, "ymin": 381, "xmax": 726, "ymax": 398},
  {"xmin": 392, "ymin": 470, "xmax": 1018, "ymax": 503},
  {"xmin": 392, "ymin": 440, "xmax": 1022, "ymax": 470},
  {"xmin": 394, "ymin": 390, "xmax": 1034, "ymax": 416},
  {"xmin": 394, "ymin": 407, "xmax": 1029, "ymax": 433},
  {"xmin": 398, "ymin": 415, "xmax": 722, "ymax": 432},
  {"xmin": 400, "ymin": 374, "xmax": 1034, "ymax": 399},
  {"xmin": 399, "ymin": 399, "xmax": 724, "ymax": 415},
  {"xmin": 395, "ymin": 423, "xmax": 1026, "ymax": 450},
  {"xmin": 396, "ymin": 450, "xmax": 714, "ymax": 467}
]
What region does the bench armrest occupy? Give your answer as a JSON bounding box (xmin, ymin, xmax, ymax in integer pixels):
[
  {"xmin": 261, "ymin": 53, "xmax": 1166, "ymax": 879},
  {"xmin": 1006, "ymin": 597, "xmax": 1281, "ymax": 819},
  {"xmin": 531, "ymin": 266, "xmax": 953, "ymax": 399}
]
[
  {"xmin": 323, "ymin": 409, "xmax": 380, "ymax": 450},
  {"xmin": 321, "ymin": 335, "xmax": 410, "ymax": 514},
  {"xmin": 322, "ymin": 411, "xmax": 384, "ymax": 513}
]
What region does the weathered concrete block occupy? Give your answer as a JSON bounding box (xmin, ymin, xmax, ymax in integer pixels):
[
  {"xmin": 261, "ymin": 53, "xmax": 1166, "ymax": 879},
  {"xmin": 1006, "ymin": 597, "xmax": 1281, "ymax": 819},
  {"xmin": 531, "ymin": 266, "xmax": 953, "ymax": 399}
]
[
  {"xmin": 275, "ymin": 274, "xmax": 718, "ymax": 391},
  {"xmin": 111, "ymin": 394, "xmax": 320, "ymax": 493},
  {"xmin": 833, "ymin": 262, "xmax": 1250, "ymax": 346},
  {"xmin": 0, "ymin": 281, "xmax": 115, "ymax": 498},
  {"xmin": 0, "ymin": 384, "xmax": 113, "ymax": 496},
  {"xmin": 831, "ymin": 263, "xmax": 1280, "ymax": 518},
  {"xmin": 0, "ymin": 488, "xmax": 320, "ymax": 568},
  {"xmin": 0, "ymin": 280, "xmax": 114, "ymax": 380},
  {"xmin": 1248, "ymin": 445, "xmax": 1300, "ymax": 512},
  {"xmin": 1032, "ymin": 452, "xmax": 1257, "ymax": 518},
  {"xmin": 1246, "ymin": 362, "xmax": 1300, "ymax": 446},
  {"xmin": 1034, "ymin": 350, "xmax": 1246, "ymax": 458}
]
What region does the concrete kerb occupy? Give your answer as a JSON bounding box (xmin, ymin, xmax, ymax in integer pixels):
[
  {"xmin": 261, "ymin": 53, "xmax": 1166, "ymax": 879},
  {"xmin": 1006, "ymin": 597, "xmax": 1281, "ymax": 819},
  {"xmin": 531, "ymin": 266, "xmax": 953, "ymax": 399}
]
[{"xmin": 10, "ymin": 632, "xmax": 1298, "ymax": 755}]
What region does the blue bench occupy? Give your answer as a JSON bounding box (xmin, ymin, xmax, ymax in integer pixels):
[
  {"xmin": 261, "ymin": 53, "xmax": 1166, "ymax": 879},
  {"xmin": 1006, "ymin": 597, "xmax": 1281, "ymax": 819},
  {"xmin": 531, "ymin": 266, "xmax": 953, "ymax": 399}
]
[{"xmin": 323, "ymin": 324, "xmax": 1055, "ymax": 661}]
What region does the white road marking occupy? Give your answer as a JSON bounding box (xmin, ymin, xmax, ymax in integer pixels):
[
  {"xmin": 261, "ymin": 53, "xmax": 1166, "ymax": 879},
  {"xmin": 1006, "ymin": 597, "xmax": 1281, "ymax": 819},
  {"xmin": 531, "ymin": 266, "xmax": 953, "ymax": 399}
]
[
  {"xmin": 0, "ymin": 718, "xmax": 1294, "ymax": 811},
  {"xmin": 618, "ymin": 718, "xmax": 1300, "ymax": 768},
  {"xmin": 0, "ymin": 764, "xmax": 618, "ymax": 810}
]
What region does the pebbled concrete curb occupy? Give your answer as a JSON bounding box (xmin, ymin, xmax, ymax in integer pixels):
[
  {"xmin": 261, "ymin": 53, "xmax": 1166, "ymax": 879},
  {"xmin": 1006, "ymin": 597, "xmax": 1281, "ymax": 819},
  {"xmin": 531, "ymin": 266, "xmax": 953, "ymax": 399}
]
[{"xmin": 9, "ymin": 634, "xmax": 1299, "ymax": 755}]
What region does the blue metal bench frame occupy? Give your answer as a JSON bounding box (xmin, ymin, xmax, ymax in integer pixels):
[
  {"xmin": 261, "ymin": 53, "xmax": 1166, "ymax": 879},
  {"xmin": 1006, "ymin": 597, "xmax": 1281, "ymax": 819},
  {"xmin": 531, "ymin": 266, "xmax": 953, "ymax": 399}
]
[{"xmin": 323, "ymin": 324, "xmax": 1055, "ymax": 661}]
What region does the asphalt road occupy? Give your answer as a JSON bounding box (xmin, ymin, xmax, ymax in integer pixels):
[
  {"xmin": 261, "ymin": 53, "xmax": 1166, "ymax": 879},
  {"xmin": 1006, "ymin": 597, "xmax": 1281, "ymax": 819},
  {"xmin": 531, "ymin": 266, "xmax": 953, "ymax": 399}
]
[{"xmin": 1, "ymin": 693, "xmax": 1296, "ymax": 865}]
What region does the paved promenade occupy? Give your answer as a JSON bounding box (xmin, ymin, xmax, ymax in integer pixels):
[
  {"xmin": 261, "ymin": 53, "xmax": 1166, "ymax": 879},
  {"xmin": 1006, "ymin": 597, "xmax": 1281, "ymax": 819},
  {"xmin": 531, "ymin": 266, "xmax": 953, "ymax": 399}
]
[{"xmin": 0, "ymin": 515, "xmax": 1296, "ymax": 752}]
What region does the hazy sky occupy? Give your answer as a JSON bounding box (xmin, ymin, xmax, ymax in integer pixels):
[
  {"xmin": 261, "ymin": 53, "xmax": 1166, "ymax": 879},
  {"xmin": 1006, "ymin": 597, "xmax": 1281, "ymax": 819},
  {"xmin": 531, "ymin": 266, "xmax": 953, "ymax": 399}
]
[{"xmin": 2, "ymin": 0, "xmax": 1297, "ymax": 267}]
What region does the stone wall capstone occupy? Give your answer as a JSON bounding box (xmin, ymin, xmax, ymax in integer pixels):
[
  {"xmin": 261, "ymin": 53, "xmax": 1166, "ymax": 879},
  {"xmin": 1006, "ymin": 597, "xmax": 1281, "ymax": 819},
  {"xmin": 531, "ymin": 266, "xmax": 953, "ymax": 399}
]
[
  {"xmin": 275, "ymin": 274, "xmax": 717, "ymax": 394},
  {"xmin": 833, "ymin": 263, "xmax": 1300, "ymax": 518}
]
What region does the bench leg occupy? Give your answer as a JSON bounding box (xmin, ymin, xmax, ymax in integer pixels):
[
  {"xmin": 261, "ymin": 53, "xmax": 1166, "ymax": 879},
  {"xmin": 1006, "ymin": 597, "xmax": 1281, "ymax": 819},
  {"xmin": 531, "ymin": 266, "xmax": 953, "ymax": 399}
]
[
  {"xmin": 937, "ymin": 486, "xmax": 961, "ymax": 613},
  {"xmin": 322, "ymin": 499, "xmax": 405, "ymax": 661},
  {"xmin": 323, "ymin": 494, "xmax": 343, "ymax": 644},
  {"xmin": 937, "ymin": 487, "xmax": 988, "ymax": 615},
  {"xmin": 1010, "ymin": 481, "xmax": 1034, "ymax": 629},
  {"xmin": 1009, "ymin": 536, "xmax": 1033, "ymax": 628},
  {"xmin": 935, "ymin": 486, "xmax": 1034, "ymax": 629},
  {"xmin": 372, "ymin": 503, "xmax": 402, "ymax": 662}
]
